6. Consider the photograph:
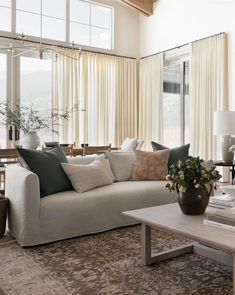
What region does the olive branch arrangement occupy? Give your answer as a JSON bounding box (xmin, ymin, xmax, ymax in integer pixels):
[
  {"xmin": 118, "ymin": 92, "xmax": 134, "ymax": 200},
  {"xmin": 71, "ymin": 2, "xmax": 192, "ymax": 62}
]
[{"xmin": 0, "ymin": 102, "xmax": 84, "ymax": 135}]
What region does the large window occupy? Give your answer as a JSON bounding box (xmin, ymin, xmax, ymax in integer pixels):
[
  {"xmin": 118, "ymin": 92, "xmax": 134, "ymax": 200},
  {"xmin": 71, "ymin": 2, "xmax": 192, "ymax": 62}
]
[
  {"xmin": 20, "ymin": 56, "xmax": 52, "ymax": 143},
  {"xmin": 162, "ymin": 61, "xmax": 189, "ymax": 148},
  {"xmin": 0, "ymin": 0, "xmax": 113, "ymax": 50},
  {"xmin": 0, "ymin": 53, "xmax": 7, "ymax": 148}
]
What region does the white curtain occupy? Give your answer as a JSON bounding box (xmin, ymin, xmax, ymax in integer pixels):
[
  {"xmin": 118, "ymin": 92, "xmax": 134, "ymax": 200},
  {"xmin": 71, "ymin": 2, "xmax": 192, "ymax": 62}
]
[
  {"xmin": 52, "ymin": 50, "xmax": 137, "ymax": 147},
  {"xmin": 190, "ymin": 33, "xmax": 228, "ymax": 160},
  {"xmin": 138, "ymin": 54, "xmax": 163, "ymax": 150}
]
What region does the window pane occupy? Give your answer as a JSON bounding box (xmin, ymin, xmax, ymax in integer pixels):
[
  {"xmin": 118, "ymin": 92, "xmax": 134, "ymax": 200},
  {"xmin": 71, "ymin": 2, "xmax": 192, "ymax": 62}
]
[
  {"xmin": 0, "ymin": 6, "xmax": 10, "ymax": 31},
  {"xmin": 91, "ymin": 27, "xmax": 111, "ymax": 49},
  {"xmin": 42, "ymin": 16, "xmax": 66, "ymax": 40},
  {"xmin": 70, "ymin": 22, "xmax": 90, "ymax": 46},
  {"xmin": 16, "ymin": 11, "xmax": 40, "ymax": 36},
  {"xmin": 70, "ymin": 0, "xmax": 90, "ymax": 25},
  {"xmin": 16, "ymin": 0, "xmax": 41, "ymax": 13},
  {"xmin": 42, "ymin": 0, "xmax": 65, "ymax": 19},
  {"xmin": 0, "ymin": 54, "xmax": 7, "ymax": 148},
  {"xmin": 91, "ymin": 4, "xmax": 111, "ymax": 29},
  {"xmin": 0, "ymin": 0, "xmax": 11, "ymax": 7},
  {"xmin": 163, "ymin": 64, "xmax": 181, "ymax": 148},
  {"xmin": 20, "ymin": 57, "xmax": 52, "ymax": 143}
]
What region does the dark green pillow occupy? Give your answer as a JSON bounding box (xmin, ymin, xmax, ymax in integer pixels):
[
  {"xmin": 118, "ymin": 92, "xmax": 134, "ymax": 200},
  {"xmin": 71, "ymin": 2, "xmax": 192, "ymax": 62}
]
[
  {"xmin": 151, "ymin": 141, "xmax": 190, "ymax": 170},
  {"xmin": 17, "ymin": 146, "xmax": 72, "ymax": 197}
]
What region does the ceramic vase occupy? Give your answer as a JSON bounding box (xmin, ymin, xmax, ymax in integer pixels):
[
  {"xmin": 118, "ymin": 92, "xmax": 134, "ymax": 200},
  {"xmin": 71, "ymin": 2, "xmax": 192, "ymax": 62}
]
[
  {"xmin": 22, "ymin": 133, "xmax": 40, "ymax": 149},
  {"xmin": 178, "ymin": 185, "xmax": 212, "ymax": 215}
]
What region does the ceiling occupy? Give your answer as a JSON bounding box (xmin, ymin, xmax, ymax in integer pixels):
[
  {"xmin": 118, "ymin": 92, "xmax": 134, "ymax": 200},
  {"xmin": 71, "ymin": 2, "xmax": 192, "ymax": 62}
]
[{"xmin": 120, "ymin": 0, "xmax": 157, "ymax": 16}]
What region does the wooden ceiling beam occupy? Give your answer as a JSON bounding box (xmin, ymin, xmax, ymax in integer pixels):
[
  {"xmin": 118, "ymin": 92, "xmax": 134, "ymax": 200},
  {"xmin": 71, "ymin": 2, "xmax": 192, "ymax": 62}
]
[{"xmin": 120, "ymin": 0, "xmax": 156, "ymax": 16}]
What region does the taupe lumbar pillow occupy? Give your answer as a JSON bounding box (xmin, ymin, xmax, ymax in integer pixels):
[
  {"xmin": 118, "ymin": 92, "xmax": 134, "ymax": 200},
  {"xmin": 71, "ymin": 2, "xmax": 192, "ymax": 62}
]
[
  {"xmin": 132, "ymin": 150, "xmax": 170, "ymax": 181},
  {"xmin": 105, "ymin": 152, "xmax": 136, "ymax": 181},
  {"xmin": 61, "ymin": 159, "xmax": 113, "ymax": 193}
]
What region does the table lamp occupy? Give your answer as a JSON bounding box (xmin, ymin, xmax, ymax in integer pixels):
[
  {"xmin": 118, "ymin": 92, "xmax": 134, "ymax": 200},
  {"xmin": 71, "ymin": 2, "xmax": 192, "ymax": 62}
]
[{"xmin": 213, "ymin": 111, "xmax": 235, "ymax": 162}]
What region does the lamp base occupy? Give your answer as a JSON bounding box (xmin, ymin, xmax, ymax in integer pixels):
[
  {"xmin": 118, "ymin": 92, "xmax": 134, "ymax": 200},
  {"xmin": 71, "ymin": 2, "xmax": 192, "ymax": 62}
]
[{"xmin": 221, "ymin": 135, "xmax": 235, "ymax": 162}]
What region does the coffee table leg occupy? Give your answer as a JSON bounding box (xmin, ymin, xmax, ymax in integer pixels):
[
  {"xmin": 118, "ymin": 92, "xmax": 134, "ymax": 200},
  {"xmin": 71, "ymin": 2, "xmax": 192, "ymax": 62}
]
[
  {"xmin": 142, "ymin": 223, "xmax": 152, "ymax": 266},
  {"xmin": 142, "ymin": 223, "xmax": 194, "ymax": 266},
  {"xmin": 233, "ymin": 254, "xmax": 235, "ymax": 295}
]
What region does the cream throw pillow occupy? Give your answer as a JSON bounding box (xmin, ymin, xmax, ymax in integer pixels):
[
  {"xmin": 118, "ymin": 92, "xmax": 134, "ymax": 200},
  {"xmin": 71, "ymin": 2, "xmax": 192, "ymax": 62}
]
[
  {"xmin": 106, "ymin": 152, "xmax": 136, "ymax": 181},
  {"xmin": 61, "ymin": 160, "xmax": 113, "ymax": 193},
  {"xmin": 132, "ymin": 150, "xmax": 170, "ymax": 181},
  {"xmin": 121, "ymin": 138, "xmax": 138, "ymax": 151}
]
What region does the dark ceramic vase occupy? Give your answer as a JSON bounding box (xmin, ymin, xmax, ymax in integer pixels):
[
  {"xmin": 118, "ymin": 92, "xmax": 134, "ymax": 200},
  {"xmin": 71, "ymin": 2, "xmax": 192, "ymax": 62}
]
[{"xmin": 178, "ymin": 185, "xmax": 212, "ymax": 215}]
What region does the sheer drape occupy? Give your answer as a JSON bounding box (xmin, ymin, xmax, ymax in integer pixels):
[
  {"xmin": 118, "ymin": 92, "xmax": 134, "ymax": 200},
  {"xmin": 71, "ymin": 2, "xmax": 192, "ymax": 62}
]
[
  {"xmin": 190, "ymin": 33, "xmax": 228, "ymax": 160},
  {"xmin": 138, "ymin": 54, "xmax": 163, "ymax": 150},
  {"xmin": 52, "ymin": 51, "xmax": 137, "ymax": 147}
]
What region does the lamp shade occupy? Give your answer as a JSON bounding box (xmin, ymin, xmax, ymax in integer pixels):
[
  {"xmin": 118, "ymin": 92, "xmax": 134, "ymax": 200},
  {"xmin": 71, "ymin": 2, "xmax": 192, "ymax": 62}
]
[{"xmin": 213, "ymin": 111, "xmax": 235, "ymax": 135}]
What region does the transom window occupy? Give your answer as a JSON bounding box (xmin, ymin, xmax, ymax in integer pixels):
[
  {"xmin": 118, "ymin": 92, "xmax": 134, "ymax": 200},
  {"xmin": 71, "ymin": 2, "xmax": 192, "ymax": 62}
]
[
  {"xmin": 0, "ymin": 0, "xmax": 114, "ymax": 50},
  {"xmin": 16, "ymin": 0, "xmax": 66, "ymax": 41},
  {"xmin": 0, "ymin": 0, "xmax": 11, "ymax": 32},
  {"xmin": 70, "ymin": 0, "xmax": 112, "ymax": 49}
]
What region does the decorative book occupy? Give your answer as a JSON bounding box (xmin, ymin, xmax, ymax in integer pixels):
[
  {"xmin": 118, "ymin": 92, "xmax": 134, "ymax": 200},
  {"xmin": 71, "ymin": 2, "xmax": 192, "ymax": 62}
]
[
  {"xmin": 207, "ymin": 213, "xmax": 235, "ymax": 226},
  {"xmin": 214, "ymin": 207, "xmax": 235, "ymax": 220},
  {"xmin": 208, "ymin": 194, "xmax": 235, "ymax": 208},
  {"xmin": 203, "ymin": 219, "xmax": 235, "ymax": 233}
]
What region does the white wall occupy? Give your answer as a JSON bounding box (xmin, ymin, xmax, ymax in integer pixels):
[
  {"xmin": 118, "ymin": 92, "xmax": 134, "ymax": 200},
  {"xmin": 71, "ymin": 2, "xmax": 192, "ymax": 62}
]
[
  {"xmin": 94, "ymin": 0, "xmax": 140, "ymax": 58},
  {"xmin": 140, "ymin": 0, "xmax": 235, "ymax": 108}
]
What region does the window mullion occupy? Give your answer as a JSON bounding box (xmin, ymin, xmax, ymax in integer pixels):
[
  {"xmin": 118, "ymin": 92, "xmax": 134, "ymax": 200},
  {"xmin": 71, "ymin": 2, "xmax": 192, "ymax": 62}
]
[
  {"xmin": 66, "ymin": 0, "xmax": 70, "ymax": 43},
  {"xmin": 11, "ymin": 0, "xmax": 16, "ymax": 34},
  {"xmin": 180, "ymin": 62, "xmax": 186, "ymax": 145}
]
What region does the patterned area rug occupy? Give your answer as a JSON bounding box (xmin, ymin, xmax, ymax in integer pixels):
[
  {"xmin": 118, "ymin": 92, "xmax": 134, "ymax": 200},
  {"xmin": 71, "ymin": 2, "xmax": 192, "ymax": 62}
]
[{"xmin": 0, "ymin": 226, "xmax": 232, "ymax": 295}]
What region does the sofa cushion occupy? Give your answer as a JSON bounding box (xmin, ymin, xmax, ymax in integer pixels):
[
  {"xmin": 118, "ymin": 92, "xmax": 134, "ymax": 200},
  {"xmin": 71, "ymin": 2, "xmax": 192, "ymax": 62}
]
[
  {"xmin": 151, "ymin": 141, "xmax": 190, "ymax": 170},
  {"xmin": 121, "ymin": 137, "xmax": 138, "ymax": 151},
  {"xmin": 62, "ymin": 160, "xmax": 113, "ymax": 193},
  {"xmin": 106, "ymin": 152, "xmax": 136, "ymax": 181},
  {"xmin": 17, "ymin": 146, "xmax": 72, "ymax": 197},
  {"xmin": 68, "ymin": 154, "xmax": 115, "ymax": 180},
  {"xmin": 132, "ymin": 150, "xmax": 170, "ymax": 181},
  {"xmin": 39, "ymin": 180, "xmax": 177, "ymax": 245}
]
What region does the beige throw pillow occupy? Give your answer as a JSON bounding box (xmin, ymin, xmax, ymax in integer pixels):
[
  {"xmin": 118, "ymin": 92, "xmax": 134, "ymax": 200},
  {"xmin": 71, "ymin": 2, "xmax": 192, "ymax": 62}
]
[
  {"xmin": 132, "ymin": 150, "xmax": 170, "ymax": 181},
  {"xmin": 68, "ymin": 154, "xmax": 115, "ymax": 180},
  {"xmin": 61, "ymin": 160, "xmax": 113, "ymax": 193}
]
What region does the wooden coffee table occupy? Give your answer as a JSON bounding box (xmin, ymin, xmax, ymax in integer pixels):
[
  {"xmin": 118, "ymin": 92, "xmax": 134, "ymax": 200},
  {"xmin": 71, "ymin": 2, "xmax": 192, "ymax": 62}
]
[{"xmin": 123, "ymin": 203, "xmax": 235, "ymax": 294}]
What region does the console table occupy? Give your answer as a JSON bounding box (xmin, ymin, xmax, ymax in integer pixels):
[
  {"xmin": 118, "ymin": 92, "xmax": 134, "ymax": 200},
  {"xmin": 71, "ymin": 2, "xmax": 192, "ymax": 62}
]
[{"xmin": 214, "ymin": 161, "xmax": 235, "ymax": 184}]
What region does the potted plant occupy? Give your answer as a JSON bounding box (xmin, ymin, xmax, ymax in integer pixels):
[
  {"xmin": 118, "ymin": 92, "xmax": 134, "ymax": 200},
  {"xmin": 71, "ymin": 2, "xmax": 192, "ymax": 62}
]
[
  {"xmin": 0, "ymin": 102, "xmax": 81, "ymax": 149},
  {"xmin": 166, "ymin": 156, "xmax": 222, "ymax": 215}
]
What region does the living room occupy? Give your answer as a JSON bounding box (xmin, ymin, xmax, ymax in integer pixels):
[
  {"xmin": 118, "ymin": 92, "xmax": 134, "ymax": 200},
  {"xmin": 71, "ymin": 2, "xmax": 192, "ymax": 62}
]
[{"xmin": 0, "ymin": 0, "xmax": 235, "ymax": 294}]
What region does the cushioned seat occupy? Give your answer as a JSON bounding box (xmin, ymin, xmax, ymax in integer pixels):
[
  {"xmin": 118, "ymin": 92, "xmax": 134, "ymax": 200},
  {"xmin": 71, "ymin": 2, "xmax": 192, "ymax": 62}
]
[{"xmin": 40, "ymin": 181, "xmax": 177, "ymax": 243}]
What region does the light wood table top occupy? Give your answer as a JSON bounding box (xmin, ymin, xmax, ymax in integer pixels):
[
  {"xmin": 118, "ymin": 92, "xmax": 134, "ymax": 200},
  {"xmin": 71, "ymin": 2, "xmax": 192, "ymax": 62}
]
[{"xmin": 123, "ymin": 203, "xmax": 235, "ymax": 253}]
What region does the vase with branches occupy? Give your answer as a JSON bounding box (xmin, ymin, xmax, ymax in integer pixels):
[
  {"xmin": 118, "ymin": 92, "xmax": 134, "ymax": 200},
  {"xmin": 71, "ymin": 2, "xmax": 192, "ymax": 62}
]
[{"xmin": 0, "ymin": 102, "xmax": 82, "ymax": 148}]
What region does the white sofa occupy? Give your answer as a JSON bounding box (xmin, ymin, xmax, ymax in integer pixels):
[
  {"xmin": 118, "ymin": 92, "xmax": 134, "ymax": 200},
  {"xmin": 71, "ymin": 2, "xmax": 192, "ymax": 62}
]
[{"xmin": 6, "ymin": 163, "xmax": 177, "ymax": 247}]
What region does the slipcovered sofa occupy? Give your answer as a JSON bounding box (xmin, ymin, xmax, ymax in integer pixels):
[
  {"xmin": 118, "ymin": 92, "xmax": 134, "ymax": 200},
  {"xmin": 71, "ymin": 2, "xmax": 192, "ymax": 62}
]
[{"xmin": 5, "ymin": 154, "xmax": 177, "ymax": 247}]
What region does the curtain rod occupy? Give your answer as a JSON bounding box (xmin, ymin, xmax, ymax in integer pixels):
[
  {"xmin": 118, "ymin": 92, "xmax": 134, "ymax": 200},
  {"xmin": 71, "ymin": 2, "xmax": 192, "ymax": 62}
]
[
  {"xmin": 140, "ymin": 32, "xmax": 225, "ymax": 60},
  {"xmin": 0, "ymin": 34, "xmax": 137, "ymax": 60}
]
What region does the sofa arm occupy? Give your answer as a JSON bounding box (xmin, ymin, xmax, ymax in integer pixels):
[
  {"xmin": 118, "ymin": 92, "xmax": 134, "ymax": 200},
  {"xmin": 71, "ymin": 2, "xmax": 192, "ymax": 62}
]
[{"xmin": 5, "ymin": 165, "xmax": 40, "ymax": 246}]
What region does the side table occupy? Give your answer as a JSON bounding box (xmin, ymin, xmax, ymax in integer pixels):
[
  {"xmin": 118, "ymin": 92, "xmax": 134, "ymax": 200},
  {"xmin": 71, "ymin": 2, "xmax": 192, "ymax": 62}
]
[
  {"xmin": 214, "ymin": 161, "xmax": 235, "ymax": 184},
  {"xmin": 0, "ymin": 196, "xmax": 8, "ymax": 238}
]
